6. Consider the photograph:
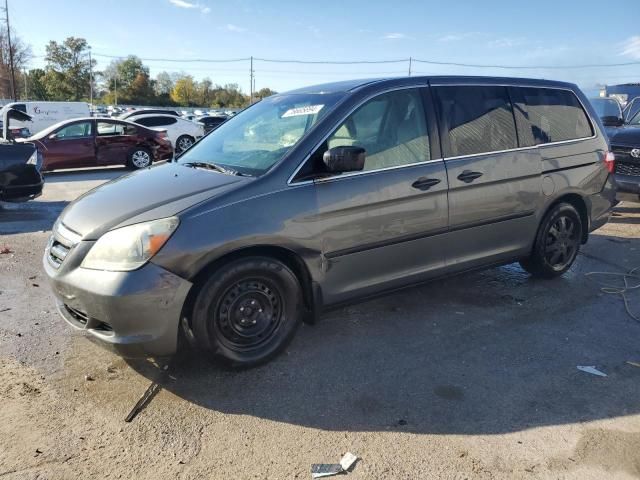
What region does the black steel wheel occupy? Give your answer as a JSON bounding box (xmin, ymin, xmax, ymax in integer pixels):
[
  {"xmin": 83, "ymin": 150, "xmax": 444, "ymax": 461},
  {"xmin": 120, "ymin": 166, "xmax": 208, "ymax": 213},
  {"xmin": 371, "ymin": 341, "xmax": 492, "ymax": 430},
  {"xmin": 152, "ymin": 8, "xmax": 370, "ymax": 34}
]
[
  {"xmin": 520, "ymin": 202, "xmax": 583, "ymax": 278},
  {"xmin": 190, "ymin": 257, "xmax": 303, "ymax": 368}
]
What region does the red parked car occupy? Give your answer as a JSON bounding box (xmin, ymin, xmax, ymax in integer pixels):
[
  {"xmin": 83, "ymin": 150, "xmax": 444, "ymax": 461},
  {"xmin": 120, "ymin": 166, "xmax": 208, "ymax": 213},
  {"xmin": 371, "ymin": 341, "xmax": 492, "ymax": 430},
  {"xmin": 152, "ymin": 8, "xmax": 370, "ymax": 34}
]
[{"xmin": 27, "ymin": 118, "xmax": 174, "ymax": 172}]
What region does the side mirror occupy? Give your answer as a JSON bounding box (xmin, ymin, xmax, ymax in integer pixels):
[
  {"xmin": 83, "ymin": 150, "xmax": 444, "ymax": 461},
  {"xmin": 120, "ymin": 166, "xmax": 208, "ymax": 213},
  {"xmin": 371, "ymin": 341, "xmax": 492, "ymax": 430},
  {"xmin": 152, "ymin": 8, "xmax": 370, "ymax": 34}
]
[
  {"xmin": 48, "ymin": 133, "xmax": 58, "ymax": 140},
  {"xmin": 322, "ymin": 146, "xmax": 366, "ymax": 173},
  {"xmin": 601, "ymin": 116, "xmax": 625, "ymax": 127}
]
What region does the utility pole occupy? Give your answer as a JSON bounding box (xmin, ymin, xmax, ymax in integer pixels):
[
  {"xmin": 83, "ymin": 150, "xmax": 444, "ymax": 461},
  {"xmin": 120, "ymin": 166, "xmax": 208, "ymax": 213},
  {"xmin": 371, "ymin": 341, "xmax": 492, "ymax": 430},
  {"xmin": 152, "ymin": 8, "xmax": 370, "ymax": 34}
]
[
  {"xmin": 114, "ymin": 74, "xmax": 117, "ymax": 105},
  {"xmin": 249, "ymin": 56, "xmax": 254, "ymax": 104},
  {"xmin": 408, "ymin": 57, "xmax": 412, "ymax": 77},
  {"xmin": 23, "ymin": 67, "xmax": 26, "ymax": 99},
  {"xmin": 88, "ymin": 48, "xmax": 93, "ymax": 106},
  {"xmin": 5, "ymin": 0, "xmax": 16, "ymax": 100}
]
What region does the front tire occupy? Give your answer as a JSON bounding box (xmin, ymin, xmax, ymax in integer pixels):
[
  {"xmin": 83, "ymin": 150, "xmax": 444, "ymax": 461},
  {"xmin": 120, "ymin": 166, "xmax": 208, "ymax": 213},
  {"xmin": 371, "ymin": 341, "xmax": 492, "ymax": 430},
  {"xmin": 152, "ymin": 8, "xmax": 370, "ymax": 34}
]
[
  {"xmin": 190, "ymin": 257, "xmax": 303, "ymax": 368},
  {"xmin": 176, "ymin": 135, "xmax": 195, "ymax": 154},
  {"xmin": 128, "ymin": 147, "xmax": 152, "ymax": 169},
  {"xmin": 520, "ymin": 202, "xmax": 583, "ymax": 278}
]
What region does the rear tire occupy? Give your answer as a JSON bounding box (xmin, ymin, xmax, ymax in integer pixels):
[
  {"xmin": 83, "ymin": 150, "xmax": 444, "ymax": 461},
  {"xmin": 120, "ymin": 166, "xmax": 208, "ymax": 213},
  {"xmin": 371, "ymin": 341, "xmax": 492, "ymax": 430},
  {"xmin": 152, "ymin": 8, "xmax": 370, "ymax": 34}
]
[
  {"xmin": 128, "ymin": 147, "xmax": 152, "ymax": 169},
  {"xmin": 190, "ymin": 257, "xmax": 303, "ymax": 368},
  {"xmin": 176, "ymin": 135, "xmax": 195, "ymax": 154},
  {"xmin": 520, "ymin": 202, "xmax": 582, "ymax": 278}
]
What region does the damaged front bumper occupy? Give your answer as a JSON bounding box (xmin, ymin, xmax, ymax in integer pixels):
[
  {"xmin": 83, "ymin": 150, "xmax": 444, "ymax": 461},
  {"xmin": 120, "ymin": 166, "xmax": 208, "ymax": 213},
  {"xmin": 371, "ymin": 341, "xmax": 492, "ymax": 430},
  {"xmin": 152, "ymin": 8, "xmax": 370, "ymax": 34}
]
[{"xmin": 43, "ymin": 233, "xmax": 192, "ymax": 358}]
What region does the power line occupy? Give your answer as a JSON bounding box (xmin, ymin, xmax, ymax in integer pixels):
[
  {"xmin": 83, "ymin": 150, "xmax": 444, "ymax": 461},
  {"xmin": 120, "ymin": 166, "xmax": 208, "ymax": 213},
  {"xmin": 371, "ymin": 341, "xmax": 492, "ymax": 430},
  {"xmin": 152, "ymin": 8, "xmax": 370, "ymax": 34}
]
[
  {"xmin": 91, "ymin": 53, "xmax": 251, "ymax": 63},
  {"xmin": 253, "ymin": 57, "xmax": 410, "ymax": 65},
  {"xmin": 412, "ymin": 58, "xmax": 640, "ymax": 69},
  {"xmin": 33, "ymin": 53, "xmax": 640, "ymax": 70}
]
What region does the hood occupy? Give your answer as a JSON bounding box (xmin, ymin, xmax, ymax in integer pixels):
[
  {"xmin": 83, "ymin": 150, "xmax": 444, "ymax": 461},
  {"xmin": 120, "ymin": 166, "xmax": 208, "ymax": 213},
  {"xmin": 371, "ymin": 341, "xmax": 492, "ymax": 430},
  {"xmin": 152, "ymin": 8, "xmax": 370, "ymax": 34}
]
[
  {"xmin": 59, "ymin": 162, "xmax": 247, "ymax": 240},
  {"xmin": 607, "ymin": 125, "xmax": 640, "ymax": 146}
]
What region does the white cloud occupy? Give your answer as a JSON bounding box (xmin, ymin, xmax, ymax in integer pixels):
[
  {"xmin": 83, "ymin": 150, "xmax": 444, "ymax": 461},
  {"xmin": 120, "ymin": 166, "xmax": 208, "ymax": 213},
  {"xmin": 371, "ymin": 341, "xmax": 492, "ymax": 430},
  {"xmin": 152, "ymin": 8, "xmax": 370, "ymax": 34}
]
[
  {"xmin": 620, "ymin": 36, "xmax": 640, "ymax": 59},
  {"xmin": 437, "ymin": 32, "xmax": 480, "ymax": 43},
  {"xmin": 227, "ymin": 24, "xmax": 247, "ymax": 33},
  {"xmin": 168, "ymin": 0, "xmax": 210, "ymax": 14},
  {"xmin": 383, "ymin": 33, "xmax": 406, "ymax": 40},
  {"xmin": 488, "ymin": 37, "xmax": 525, "ymax": 48},
  {"xmin": 169, "ymin": 0, "xmax": 197, "ymax": 8}
]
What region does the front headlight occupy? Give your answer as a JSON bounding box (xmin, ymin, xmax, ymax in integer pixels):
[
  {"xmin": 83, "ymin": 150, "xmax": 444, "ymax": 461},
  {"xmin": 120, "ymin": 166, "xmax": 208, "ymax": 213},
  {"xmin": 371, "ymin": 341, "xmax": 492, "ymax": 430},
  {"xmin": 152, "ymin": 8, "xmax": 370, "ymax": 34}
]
[{"xmin": 81, "ymin": 217, "xmax": 179, "ymax": 271}]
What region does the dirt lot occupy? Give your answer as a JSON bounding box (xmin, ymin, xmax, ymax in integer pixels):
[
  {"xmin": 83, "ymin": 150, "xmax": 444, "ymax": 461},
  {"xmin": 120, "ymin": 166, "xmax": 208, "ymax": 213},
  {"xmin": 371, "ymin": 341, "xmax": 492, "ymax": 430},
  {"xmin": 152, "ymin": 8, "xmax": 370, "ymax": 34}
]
[{"xmin": 1, "ymin": 168, "xmax": 639, "ymax": 479}]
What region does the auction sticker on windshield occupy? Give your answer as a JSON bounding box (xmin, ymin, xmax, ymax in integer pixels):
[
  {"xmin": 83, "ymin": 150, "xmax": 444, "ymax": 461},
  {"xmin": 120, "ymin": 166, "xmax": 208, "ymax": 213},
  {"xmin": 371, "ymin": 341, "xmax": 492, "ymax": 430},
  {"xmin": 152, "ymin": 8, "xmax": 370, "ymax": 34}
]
[{"xmin": 281, "ymin": 105, "xmax": 324, "ymax": 118}]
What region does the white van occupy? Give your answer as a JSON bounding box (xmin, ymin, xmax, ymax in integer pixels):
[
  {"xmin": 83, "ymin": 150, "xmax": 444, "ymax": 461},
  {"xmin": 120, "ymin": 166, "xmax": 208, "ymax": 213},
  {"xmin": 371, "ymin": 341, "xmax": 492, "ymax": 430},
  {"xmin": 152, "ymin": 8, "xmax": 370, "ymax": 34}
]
[{"xmin": 0, "ymin": 101, "xmax": 90, "ymax": 136}]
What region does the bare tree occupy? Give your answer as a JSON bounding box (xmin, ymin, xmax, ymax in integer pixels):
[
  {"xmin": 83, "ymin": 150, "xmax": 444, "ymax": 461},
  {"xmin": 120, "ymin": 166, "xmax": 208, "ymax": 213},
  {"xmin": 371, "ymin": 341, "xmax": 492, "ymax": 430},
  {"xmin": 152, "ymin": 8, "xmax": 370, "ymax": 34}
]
[{"xmin": 0, "ymin": 29, "xmax": 31, "ymax": 99}]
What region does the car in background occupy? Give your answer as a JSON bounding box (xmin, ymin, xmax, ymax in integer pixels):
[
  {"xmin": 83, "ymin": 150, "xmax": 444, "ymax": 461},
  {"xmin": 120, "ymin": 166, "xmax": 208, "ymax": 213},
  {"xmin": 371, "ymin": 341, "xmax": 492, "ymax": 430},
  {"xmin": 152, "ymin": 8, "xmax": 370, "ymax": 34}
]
[
  {"xmin": 27, "ymin": 117, "xmax": 173, "ymax": 172},
  {"xmin": 1, "ymin": 108, "xmax": 43, "ymax": 202},
  {"xmin": 623, "ymin": 96, "xmax": 640, "ymax": 123},
  {"xmin": 119, "ymin": 109, "xmax": 180, "ymax": 121},
  {"xmin": 590, "ymin": 97, "xmax": 625, "ymax": 132},
  {"xmin": 197, "ymin": 115, "xmax": 227, "ymax": 134},
  {"xmin": 132, "ymin": 114, "xmax": 205, "ymax": 153},
  {"xmin": 608, "ymin": 111, "xmax": 640, "ymax": 203}
]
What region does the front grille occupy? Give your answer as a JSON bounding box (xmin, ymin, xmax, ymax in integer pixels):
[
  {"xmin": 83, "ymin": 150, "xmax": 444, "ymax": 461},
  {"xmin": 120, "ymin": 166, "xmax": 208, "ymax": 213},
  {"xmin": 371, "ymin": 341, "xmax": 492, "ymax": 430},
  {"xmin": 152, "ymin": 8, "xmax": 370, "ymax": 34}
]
[
  {"xmin": 64, "ymin": 304, "xmax": 89, "ymax": 326},
  {"xmin": 48, "ymin": 240, "xmax": 70, "ymax": 268},
  {"xmin": 616, "ymin": 162, "xmax": 640, "ymax": 177},
  {"xmin": 47, "ymin": 222, "xmax": 81, "ymax": 268}
]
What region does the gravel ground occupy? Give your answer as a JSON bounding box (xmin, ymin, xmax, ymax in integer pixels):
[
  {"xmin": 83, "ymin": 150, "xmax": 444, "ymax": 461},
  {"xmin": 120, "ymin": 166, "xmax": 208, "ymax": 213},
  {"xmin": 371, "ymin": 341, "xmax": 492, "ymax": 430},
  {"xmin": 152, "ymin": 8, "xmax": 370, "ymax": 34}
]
[{"xmin": 1, "ymin": 169, "xmax": 639, "ymax": 479}]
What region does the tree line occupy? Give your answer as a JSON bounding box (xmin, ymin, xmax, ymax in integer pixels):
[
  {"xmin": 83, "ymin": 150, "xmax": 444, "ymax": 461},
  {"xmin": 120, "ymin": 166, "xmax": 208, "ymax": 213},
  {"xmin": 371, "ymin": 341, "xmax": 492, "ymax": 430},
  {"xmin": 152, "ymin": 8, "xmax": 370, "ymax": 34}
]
[{"xmin": 0, "ymin": 34, "xmax": 276, "ymax": 108}]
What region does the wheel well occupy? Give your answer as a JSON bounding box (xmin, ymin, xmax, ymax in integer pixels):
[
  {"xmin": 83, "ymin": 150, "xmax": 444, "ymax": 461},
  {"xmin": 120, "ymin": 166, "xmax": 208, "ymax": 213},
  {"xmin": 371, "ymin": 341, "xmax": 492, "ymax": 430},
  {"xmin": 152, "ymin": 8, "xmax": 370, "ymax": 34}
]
[
  {"xmin": 182, "ymin": 246, "xmax": 315, "ymax": 328},
  {"xmin": 549, "ymin": 193, "xmax": 589, "ymax": 243}
]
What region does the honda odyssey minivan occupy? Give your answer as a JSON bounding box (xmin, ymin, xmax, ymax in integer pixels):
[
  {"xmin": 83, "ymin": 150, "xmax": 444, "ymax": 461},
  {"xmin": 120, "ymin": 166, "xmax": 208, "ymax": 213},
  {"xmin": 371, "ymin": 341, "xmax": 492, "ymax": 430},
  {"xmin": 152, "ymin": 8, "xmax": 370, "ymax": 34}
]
[{"xmin": 44, "ymin": 76, "xmax": 616, "ymax": 367}]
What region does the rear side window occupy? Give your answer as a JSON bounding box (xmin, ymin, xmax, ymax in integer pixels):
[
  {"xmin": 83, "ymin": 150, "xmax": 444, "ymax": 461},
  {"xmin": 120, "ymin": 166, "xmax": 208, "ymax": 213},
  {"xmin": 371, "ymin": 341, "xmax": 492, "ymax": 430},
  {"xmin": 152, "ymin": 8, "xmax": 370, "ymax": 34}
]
[
  {"xmin": 435, "ymin": 86, "xmax": 517, "ymax": 157},
  {"xmin": 135, "ymin": 116, "xmax": 176, "ymax": 127},
  {"xmin": 512, "ymin": 87, "xmax": 593, "ymax": 146}
]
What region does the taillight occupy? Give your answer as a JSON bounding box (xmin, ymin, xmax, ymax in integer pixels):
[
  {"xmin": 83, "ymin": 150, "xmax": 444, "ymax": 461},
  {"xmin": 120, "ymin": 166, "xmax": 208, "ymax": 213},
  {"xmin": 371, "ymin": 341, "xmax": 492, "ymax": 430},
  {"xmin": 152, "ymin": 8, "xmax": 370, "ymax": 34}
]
[{"xmin": 604, "ymin": 151, "xmax": 615, "ymax": 174}]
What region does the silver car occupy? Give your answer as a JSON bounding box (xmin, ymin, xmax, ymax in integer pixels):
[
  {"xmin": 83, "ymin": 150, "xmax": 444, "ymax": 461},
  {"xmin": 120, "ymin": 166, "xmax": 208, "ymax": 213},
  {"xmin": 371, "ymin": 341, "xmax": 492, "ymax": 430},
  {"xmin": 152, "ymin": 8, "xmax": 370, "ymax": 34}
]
[{"xmin": 44, "ymin": 76, "xmax": 616, "ymax": 367}]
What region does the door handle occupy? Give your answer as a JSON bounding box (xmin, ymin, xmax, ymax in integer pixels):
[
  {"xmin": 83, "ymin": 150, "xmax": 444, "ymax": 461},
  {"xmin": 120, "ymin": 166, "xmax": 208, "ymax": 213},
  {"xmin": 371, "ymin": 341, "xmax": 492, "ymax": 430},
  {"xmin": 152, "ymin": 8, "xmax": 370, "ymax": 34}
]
[
  {"xmin": 411, "ymin": 177, "xmax": 441, "ymax": 191},
  {"xmin": 457, "ymin": 170, "xmax": 483, "ymax": 183}
]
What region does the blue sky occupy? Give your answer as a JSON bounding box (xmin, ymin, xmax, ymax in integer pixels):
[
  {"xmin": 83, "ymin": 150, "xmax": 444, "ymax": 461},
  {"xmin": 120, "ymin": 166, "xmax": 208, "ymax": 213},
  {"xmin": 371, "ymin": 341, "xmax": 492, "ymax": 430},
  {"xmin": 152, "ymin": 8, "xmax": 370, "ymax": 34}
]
[{"xmin": 11, "ymin": 0, "xmax": 640, "ymax": 95}]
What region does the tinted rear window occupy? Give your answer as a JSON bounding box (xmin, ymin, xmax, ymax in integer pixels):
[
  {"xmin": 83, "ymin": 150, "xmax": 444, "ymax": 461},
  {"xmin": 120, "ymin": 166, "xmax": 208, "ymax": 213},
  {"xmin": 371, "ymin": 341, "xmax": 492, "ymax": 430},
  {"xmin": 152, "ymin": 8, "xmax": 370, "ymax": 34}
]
[
  {"xmin": 435, "ymin": 86, "xmax": 517, "ymax": 157},
  {"xmin": 512, "ymin": 87, "xmax": 593, "ymax": 146},
  {"xmin": 135, "ymin": 116, "xmax": 176, "ymax": 127}
]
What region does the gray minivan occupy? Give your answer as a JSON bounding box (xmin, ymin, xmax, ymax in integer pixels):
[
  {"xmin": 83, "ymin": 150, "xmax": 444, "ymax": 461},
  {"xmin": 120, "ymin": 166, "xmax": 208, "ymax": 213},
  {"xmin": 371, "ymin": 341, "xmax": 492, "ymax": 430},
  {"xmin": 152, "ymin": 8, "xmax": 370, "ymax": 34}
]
[{"xmin": 44, "ymin": 76, "xmax": 616, "ymax": 367}]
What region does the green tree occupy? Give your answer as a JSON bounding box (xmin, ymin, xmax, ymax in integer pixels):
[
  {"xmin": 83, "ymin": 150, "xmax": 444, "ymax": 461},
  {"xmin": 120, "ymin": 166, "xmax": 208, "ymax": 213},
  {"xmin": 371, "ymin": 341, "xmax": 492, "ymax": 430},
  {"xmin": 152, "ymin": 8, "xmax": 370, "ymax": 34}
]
[
  {"xmin": 43, "ymin": 37, "xmax": 94, "ymax": 101},
  {"xmin": 255, "ymin": 87, "xmax": 277, "ymax": 100},
  {"xmin": 210, "ymin": 83, "xmax": 247, "ymax": 108},
  {"xmin": 25, "ymin": 68, "xmax": 48, "ymax": 100},
  {"xmin": 197, "ymin": 78, "xmax": 213, "ymax": 106},
  {"xmin": 171, "ymin": 75, "xmax": 197, "ymax": 106},
  {"xmin": 103, "ymin": 56, "xmax": 154, "ymax": 104},
  {"xmin": 154, "ymin": 71, "xmax": 174, "ymax": 96}
]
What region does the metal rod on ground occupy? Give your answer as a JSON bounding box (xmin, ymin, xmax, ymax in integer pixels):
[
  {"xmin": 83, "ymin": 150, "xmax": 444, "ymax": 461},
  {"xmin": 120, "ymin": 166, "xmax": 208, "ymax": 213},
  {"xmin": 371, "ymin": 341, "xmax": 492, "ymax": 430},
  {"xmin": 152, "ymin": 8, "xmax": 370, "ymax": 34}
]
[
  {"xmin": 124, "ymin": 363, "xmax": 170, "ymax": 423},
  {"xmin": 124, "ymin": 381, "xmax": 161, "ymax": 423},
  {"xmin": 5, "ymin": 0, "xmax": 16, "ymax": 101}
]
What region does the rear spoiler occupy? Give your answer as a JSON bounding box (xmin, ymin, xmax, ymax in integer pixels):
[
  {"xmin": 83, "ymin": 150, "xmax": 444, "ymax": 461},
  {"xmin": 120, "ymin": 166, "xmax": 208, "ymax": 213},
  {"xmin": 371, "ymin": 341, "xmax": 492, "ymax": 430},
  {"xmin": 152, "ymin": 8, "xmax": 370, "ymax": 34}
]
[{"xmin": 3, "ymin": 108, "xmax": 32, "ymax": 141}]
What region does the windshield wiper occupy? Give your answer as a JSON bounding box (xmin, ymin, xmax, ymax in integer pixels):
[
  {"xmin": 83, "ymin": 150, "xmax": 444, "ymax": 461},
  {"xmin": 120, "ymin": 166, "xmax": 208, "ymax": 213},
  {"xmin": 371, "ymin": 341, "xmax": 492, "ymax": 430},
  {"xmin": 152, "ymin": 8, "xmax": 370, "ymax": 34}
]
[{"xmin": 182, "ymin": 161, "xmax": 239, "ymax": 175}]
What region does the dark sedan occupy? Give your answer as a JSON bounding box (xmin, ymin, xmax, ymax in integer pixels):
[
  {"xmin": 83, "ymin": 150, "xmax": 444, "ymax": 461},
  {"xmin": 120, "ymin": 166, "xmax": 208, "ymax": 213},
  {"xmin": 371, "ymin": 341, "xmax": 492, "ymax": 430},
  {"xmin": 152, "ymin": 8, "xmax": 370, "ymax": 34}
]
[
  {"xmin": 197, "ymin": 115, "xmax": 227, "ymax": 134},
  {"xmin": 0, "ymin": 142, "xmax": 43, "ymax": 202},
  {"xmin": 28, "ymin": 118, "xmax": 174, "ymax": 172}
]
